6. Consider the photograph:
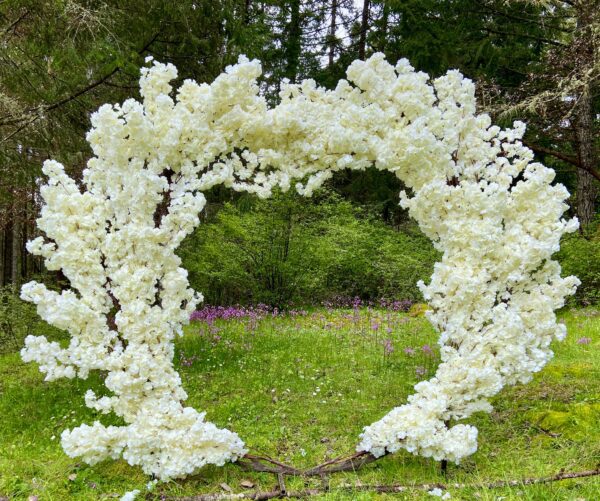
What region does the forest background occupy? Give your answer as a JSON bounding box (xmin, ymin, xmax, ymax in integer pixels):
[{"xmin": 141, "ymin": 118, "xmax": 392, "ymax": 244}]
[{"xmin": 0, "ymin": 0, "xmax": 598, "ymax": 319}]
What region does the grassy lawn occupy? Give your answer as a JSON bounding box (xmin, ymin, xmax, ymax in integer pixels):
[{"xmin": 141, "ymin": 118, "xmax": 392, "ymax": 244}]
[{"xmin": 0, "ymin": 306, "xmax": 598, "ymax": 500}]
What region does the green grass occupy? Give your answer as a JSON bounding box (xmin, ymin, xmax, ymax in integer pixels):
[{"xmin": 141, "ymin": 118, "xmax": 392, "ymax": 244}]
[{"xmin": 1, "ymin": 307, "xmax": 599, "ymax": 500}]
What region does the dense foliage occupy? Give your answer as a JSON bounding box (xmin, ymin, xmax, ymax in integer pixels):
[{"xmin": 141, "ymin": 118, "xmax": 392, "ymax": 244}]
[
  {"xmin": 180, "ymin": 191, "xmax": 439, "ymax": 306},
  {"xmin": 0, "ymin": 285, "xmax": 46, "ymax": 354},
  {"xmin": 182, "ymin": 194, "xmax": 600, "ymax": 308},
  {"xmin": 556, "ymin": 226, "xmax": 600, "ymax": 306}
]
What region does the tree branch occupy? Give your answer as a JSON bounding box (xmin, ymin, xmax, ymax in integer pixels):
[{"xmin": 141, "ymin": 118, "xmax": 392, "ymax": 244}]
[
  {"xmin": 523, "ymin": 141, "xmax": 581, "ymax": 167},
  {"xmin": 43, "ymin": 66, "xmax": 121, "ymax": 113},
  {"xmin": 524, "ymin": 140, "xmax": 600, "ymax": 182},
  {"xmin": 483, "ymin": 27, "xmax": 568, "ymax": 47},
  {"xmin": 1, "ymin": 9, "xmax": 29, "ymax": 36},
  {"xmin": 170, "ymin": 467, "xmax": 600, "ymax": 500},
  {"xmin": 0, "ymin": 32, "xmax": 160, "ymax": 128},
  {"xmin": 303, "ymin": 451, "xmax": 380, "ymax": 476},
  {"xmin": 237, "ymin": 454, "xmax": 303, "ymax": 476},
  {"xmin": 475, "ymin": 1, "xmax": 573, "ymax": 33},
  {"xmin": 45, "ymin": 32, "xmax": 160, "ymax": 113}
]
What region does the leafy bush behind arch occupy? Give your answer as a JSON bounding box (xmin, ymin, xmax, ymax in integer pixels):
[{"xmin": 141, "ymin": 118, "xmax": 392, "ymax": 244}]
[{"xmin": 179, "ymin": 189, "xmax": 440, "ymax": 307}]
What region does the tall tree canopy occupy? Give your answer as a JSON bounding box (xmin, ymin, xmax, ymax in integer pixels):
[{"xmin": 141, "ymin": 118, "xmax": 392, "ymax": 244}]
[{"xmin": 0, "ymin": 0, "xmax": 597, "ymax": 289}]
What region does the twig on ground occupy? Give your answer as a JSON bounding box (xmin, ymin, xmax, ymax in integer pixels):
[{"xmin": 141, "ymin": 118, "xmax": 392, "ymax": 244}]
[
  {"xmin": 237, "ymin": 453, "xmax": 302, "ymax": 476},
  {"xmin": 166, "ymin": 467, "xmax": 600, "ymax": 500},
  {"xmin": 238, "ymin": 450, "xmax": 382, "ymax": 477},
  {"xmin": 303, "ymin": 451, "xmax": 380, "ymax": 476}
]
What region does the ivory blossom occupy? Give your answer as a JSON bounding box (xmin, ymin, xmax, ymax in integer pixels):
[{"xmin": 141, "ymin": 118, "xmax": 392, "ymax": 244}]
[{"xmin": 21, "ymin": 53, "xmax": 578, "ymax": 479}]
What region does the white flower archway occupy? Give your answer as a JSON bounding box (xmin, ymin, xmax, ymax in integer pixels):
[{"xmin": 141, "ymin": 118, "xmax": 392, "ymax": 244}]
[{"xmin": 21, "ymin": 54, "xmax": 579, "ymax": 481}]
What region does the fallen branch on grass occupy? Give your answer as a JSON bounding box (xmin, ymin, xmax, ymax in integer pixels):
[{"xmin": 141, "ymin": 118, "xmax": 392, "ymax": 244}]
[
  {"xmin": 302, "ymin": 450, "xmax": 380, "ymax": 476},
  {"xmin": 237, "ymin": 454, "xmax": 303, "ymax": 476},
  {"xmin": 237, "ymin": 451, "xmax": 381, "ymax": 477},
  {"xmin": 169, "ymin": 467, "xmax": 600, "ymax": 500}
]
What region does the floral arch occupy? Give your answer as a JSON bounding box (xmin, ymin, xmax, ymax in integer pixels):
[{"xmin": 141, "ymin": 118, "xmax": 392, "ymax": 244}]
[{"xmin": 21, "ymin": 54, "xmax": 579, "ymax": 481}]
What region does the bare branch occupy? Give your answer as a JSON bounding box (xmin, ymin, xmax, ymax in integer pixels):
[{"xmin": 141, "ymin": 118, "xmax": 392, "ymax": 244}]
[
  {"xmin": 476, "ymin": 1, "xmax": 574, "ymax": 32},
  {"xmin": 1, "ymin": 9, "xmax": 29, "ymax": 36},
  {"xmin": 45, "ymin": 32, "xmax": 160, "ymax": 113},
  {"xmin": 170, "ymin": 467, "xmax": 600, "ymax": 500},
  {"xmin": 483, "ymin": 27, "xmax": 568, "ymax": 46},
  {"xmin": 523, "ymin": 141, "xmax": 580, "ymax": 167},
  {"xmin": 524, "ymin": 141, "xmax": 600, "ymax": 182},
  {"xmin": 0, "ymin": 32, "xmax": 160, "ymax": 129}
]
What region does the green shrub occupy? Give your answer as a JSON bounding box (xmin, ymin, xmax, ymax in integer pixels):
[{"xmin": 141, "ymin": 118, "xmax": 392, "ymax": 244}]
[
  {"xmin": 179, "ymin": 190, "xmax": 439, "ymax": 306},
  {"xmin": 0, "ymin": 285, "xmax": 67, "ymax": 354},
  {"xmin": 0, "ymin": 286, "xmax": 33, "ymax": 354},
  {"xmin": 556, "ymin": 229, "xmax": 600, "ymax": 306}
]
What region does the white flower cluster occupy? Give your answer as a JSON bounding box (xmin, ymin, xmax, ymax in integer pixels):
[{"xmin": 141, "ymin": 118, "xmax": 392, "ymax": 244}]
[
  {"xmin": 21, "ymin": 53, "xmax": 578, "ymax": 479},
  {"xmin": 120, "ymin": 489, "xmax": 140, "ymax": 501},
  {"xmin": 428, "ymin": 488, "xmax": 451, "ymax": 499}
]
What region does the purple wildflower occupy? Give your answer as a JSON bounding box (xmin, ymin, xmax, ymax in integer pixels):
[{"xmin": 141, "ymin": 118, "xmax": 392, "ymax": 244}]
[
  {"xmin": 180, "ymin": 354, "xmax": 197, "ymax": 367},
  {"xmin": 189, "ymin": 304, "xmax": 307, "ymax": 323},
  {"xmin": 422, "ymin": 344, "xmax": 433, "ymax": 356},
  {"xmin": 383, "ymin": 338, "xmax": 394, "ymax": 355}
]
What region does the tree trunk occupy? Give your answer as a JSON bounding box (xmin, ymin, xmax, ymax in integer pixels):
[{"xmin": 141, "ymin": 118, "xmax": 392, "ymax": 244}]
[
  {"xmin": 26, "ymin": 178, "xmax": 36, "ymax": 281},
  {"xmin": 574, "ymin": 86, "xmax": 598, "ymax": 228},
  {"xmin": 573, "ymin": 2, "xmax": 598, "ymax": 229},
  {"xmin": 2, "ymin": 224, "xmax": 11, "ymax": 287},
  {"xmin": 11, "ymin": 213, "xmax": 21, "ymax": 292},
  {"xmin": 244, "ymin": 0, "xmax": 251, "ymax": 25},
  {"xmin": 284, "ymin": 0, "xmax": 302, "ymax": 83},
  {"xmin": 0, "ymin": 228, "xmax": 5, "ymax": 287},
  {"xmin": 358, "ymin": 0, "xmax": 370, "ymax": 60},
  {"xmin": 380, "ymin": 2, "xmax": 389, "ymax": 53},
  {"xmin": 328, "ymin": 0, "xmax": 338, "ymax": 68}
]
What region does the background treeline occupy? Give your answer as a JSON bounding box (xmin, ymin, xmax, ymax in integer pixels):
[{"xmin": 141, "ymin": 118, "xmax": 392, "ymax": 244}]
[{"xmin": 0, "ymin": 0, "xmax": 598, "ymax": 308}]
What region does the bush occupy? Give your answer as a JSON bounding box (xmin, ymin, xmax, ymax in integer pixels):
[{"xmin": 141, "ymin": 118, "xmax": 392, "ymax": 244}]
[
  {"xmin": 0, "ymin": 285, "xmax": 68, "ymax": 355},
  {"xmin": 179, "ymin": 190, "xmax": 439, "ymax": 306},
  {"xmin": 0, "ymin": 287, "xmax": 33, "ymax": 354},
  {"xmin": 556, "ymin": 228, "xmax": 600, "ymax": 306}
]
